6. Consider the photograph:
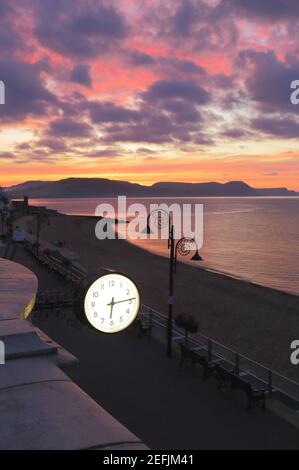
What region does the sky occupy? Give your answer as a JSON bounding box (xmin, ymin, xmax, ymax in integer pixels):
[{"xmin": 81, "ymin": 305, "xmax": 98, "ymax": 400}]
[{"xmin": 0, "ymin": 0, "xmax": 299, "ymax": 189}]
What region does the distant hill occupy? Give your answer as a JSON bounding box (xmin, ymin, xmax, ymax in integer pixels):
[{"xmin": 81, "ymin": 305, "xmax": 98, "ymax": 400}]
[
  {"xmin": 256, "ymin": 188, "xmax": 298, "ymax": 196},
  {"xmin": 151, "ymin": 181, "xmax": 258, "ymax": 196},
  {"xmin": 5, "ymin": 178, "xmax": 148, "ymax": 198},
  {"xmin": 4, "ymin": 178, "xmax": 298, "ymax": 198}
]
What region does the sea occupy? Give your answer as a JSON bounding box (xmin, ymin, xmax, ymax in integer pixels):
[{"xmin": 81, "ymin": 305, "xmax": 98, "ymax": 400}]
[{"xmin": 31, "ymin": 197, "xmax": 299, "ymax": 296}]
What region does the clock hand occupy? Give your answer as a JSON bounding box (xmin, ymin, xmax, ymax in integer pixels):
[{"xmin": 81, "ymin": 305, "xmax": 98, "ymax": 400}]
[
  {"xmin": 107, "ymin": 297, "xmax": 115, "ymax": 319},
  {"xmin": 113, "ymin": 297, "xmax": 136, "ymax": 306}
]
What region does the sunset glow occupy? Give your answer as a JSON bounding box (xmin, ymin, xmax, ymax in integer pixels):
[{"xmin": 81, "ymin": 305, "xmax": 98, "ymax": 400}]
[{"xmin": 1, "ymin": 0, "xmax": 299, "ymax": 189}]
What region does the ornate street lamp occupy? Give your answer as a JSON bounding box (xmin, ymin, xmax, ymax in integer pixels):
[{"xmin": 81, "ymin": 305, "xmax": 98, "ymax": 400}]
[{"xmin": 146, "ymin": 210, "xmax": 203, "ymax": 357}]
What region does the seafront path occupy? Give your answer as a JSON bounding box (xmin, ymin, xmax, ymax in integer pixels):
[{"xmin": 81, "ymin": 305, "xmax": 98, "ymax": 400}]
[{"xmin": 7, "ymin": 244, "xmax": 299, "ymax": 450}]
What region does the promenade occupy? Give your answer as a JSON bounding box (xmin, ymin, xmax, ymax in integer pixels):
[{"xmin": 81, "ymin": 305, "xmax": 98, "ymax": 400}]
[
  {"xmin": 0, "ymin": 251, "xmax": 145, "ymax": 450},
  {"xmin": 9, "ymin": 244, "xmax": 299, "ymax": 450}
]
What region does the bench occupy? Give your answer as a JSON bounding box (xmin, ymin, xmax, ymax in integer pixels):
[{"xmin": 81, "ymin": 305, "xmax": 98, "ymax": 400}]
[
  {"xmin": 215, "ymin": 364, "xmax": 236, "ymax": 390},
  {"xmin": 190, "ymin": 350, "xmax": 221, "ymax": 381},
  {"xmin": 179, "ymin": 343, "xmax": 193, "ymax": 367},
  {"xmin": 137, "ymin": 318, "xmax": 152, "ymax": 339},
  {"xmin": 230, "ymin": 375, "xmax": 266, "ymax": 411}
]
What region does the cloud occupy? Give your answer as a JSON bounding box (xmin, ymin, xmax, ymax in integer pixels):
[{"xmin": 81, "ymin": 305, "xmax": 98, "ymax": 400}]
[
  {"xmin": 87, "ymin": 101, "xmax": 140, "ymax": 124},
  {"xmin": 173, "ymin": 0, "xmax": 212, "ymax": 36},
  {"xmin": 2, "ymin": 0, "xmax": 299, "ymax": 172},
  {"xmin": 0, "ymin": 59, "xmax": 57, "ymax": 122},
  {"xmin": 173, "ymin": 0, "xmax": 199, "ymax": 36},
  {"xmin": 38, "ymin": 139, "xmax": 69, "ymax": 152},
  {"xmin": 143, "ymin": 79, "xmax": 210, "ymax": 104},
  {"xmin": 222, "ymin": 128, "xmax": 249, "ymax": 139},
  {"xmin": 35, "ymin": 0, "xmax": 126, "ymax": 58},
  {"xmin": 84, "ymin": 76, "xmax": 211, "ymax": 145},
  {"xmin": 85, "ymin": 149, "xmax": 120, "ymax": 158},
  {"xmin": 16, "ymin": 142, "xmax": 31, "ymax": 150},
  {"xmin": 82, "ymin": 76, "xmax": 212, "ymax": 145},
  {"xmin": 71, "ymin": 6, "xmax": 126, "ymax": 38},
  {"xmin": 222, "ymin": 0, "xmax": 299, "ymax": 21},
  {"xmin": 47, "ymin": 118, "xmax": 93, "ymax": 138},
  {"xmin": 70, "ymin": 64, "xmax": 92, "ymax": 88},
  {"xmin": 162, "ymin": 100, "xmax": 202, "ymax": 123},
  {"xmin": 0, "ymin": 152, "xmax": 16, "ymax": 159},
  {"xmin": 237, "ymin": 50, "xmax": 299, "ymax": 113},
  {"xmin": 129, "ymin": 51, "xmax": 155, "ymax": 66},
  {"xmin": 251, "ymin": 116, "xmax": 299, "ymax": 138},
  {"xmin": 0, "ymin": 2, "xmax": 25, "ymax": 57}
]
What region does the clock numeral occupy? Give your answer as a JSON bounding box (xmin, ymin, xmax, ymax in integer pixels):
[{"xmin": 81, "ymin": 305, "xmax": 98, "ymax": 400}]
[
  {"xmin": 110, "ymin": 321, "xmax": 114, "ymax": 326},
  {"xmin": 126, "ymin": 308, "xmax": 130, "ymax": 314},
  {"xmin": 94, "ymin": 312, "xmax": 98, "ymax": 318},
  {"xmin": 91, "ymin": 302, "xmax": 95, "ymax": 307},
  {"xmin": 119, "ymin": 316, "xmax": 123, "ymax": 322},
  {"xmin": 109, "ymin": 280, "xmax": 115, "ymax": 287},
  {"xmin": 126, "ymin": 289, "xmax": 130, "ymax": 295},
  {"xmin": 101, "ymin": 318, "xmax": 105, "ymax": 324},
  {"xmin": 100, "ymin": 284, "xmax": 104, "ymax": 290},
  {"xmin": 93, "ymin": 292, "xmax": 99, "ymax": 298}
]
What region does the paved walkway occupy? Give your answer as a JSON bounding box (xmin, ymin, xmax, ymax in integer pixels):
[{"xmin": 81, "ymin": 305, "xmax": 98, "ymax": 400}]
[{"xmin": 10, "ymin": 246, "xmax": 299, "ymax": 450}]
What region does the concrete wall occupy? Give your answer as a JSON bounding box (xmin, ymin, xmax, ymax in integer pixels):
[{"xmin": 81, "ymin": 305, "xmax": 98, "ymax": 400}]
[{"xmin": 0, "ymin": 258, "xmax": 147, "ymax": 450}]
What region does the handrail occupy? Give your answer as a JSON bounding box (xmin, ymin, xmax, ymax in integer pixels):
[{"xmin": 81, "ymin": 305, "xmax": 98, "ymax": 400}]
[
  {"xmin": 24, "ymin": 238, "xmax": 86, "ymax": 285},
  {"xmin": 141, "ymin": 304, "xmax": 299, "ymax": 405}
]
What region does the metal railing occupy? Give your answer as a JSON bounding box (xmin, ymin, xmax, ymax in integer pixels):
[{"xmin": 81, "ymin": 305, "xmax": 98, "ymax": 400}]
[
  {"xmin": 24, "ymin": 238, "xmax": 86, "ymax": 285},
  {"xmin": 140, "ymin": 304, "xmax": 299, "ymax": 406}
]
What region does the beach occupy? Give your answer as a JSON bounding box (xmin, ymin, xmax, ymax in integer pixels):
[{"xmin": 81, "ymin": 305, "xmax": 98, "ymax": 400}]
[{"xmin": 24, "ymin": 213, "xmax": 299, "ymax": 383}]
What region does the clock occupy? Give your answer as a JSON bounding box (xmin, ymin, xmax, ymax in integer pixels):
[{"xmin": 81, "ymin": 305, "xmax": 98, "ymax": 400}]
[{"xmin": 83, "ymin": 273, "xmax": 141, "ymax": 333}]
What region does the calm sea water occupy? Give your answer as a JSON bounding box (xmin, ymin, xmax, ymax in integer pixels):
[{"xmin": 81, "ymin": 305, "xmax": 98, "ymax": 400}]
[{"xmin": 32, "ymin": 197, "xmax": 299, "ymax": 296}]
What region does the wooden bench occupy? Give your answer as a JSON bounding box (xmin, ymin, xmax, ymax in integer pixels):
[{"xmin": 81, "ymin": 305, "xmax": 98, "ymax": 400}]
[{"xmin": 230, "ymin": 375, "xmax": 266, "ymax": 411}]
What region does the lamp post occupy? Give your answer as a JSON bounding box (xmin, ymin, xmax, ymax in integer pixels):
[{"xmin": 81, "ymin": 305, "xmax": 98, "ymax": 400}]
[
  {"xmin": 0, "ymin": 206, "xmax": 9, "ymax": 241},
  {"xmin": 32, "ymin": 212, "xmax": 41, "ymax": 258},
  {"xmin": 0, "ymin": 188, "xmax": 8, "ymax": 241},
  {"xmin": 146, "ymin": 210, "xmax": 202, "ymax": 358},
  {"xmin": 1, "ymin": 209, "xmax": 5, "ymax": 240}
]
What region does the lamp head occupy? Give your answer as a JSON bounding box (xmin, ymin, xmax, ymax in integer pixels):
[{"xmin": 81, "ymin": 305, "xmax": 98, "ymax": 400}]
[{"xmin": 191, "ymin": 249, "xmax": 203, "ymax": 261}]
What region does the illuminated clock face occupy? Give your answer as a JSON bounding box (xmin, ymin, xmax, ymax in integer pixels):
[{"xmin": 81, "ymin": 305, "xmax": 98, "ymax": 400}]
[{"xmin": 84, "ymin": 273, "xmax": 140, "ymax": 333}]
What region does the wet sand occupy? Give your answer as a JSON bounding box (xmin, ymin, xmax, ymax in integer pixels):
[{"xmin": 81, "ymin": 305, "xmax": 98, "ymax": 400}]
[{"xmin": 27, "ymin": 214, "xmax": 299, "ymax": 381}]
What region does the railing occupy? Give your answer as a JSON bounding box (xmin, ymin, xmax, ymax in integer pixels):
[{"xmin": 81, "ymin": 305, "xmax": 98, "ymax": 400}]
[
  {"xmin": 24, "ymin": 238, "xmax": 86, "ymax": 285},
  {"xmin": 140, "ymin": 305, "xmax": 299, "ymax": 406}
]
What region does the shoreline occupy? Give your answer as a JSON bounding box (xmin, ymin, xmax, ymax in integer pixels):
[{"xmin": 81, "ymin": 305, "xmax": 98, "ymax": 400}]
[
  {"xmin": 22, "ymin": 212, "xmax": 299, "ymax": 383},
  {"xmin": 24, "ymin": 197, "xmax": 299, "ymax": 297},
  {"xmin": 127, "ymin": 237, "xmax": 299, "ymax": 299}
]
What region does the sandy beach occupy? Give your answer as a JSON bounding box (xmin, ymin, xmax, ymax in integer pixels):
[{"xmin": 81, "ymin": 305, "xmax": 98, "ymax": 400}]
[{"xmin": 21, "ymin": 212, "xmax": 298, "ymax": 383}]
